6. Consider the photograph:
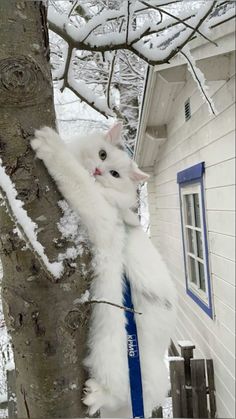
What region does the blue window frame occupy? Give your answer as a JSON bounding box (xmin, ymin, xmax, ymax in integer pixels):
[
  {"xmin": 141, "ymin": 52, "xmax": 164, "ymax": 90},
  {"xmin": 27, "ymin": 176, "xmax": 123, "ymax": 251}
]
[{"xmin": 177, "ymin": 162, "xmax": 213, "ymax": 318}]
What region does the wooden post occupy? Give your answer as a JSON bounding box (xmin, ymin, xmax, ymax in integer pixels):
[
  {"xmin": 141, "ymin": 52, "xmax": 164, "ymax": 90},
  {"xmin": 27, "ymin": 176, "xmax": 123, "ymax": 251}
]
[
  {"xmin": 169, "ymin": 357, "xmax": 188, "ymax": 418},
  {"xmin": 168, "ymin": 339, "xmax": 179, "ymax": 357},
  {"xmin": 178, "ymin": 340, "xmax": 195, "ymax": 417},
  {"xmin": 190, "ymin": 359, "xmax": 208, "ymax": 418},
  {"xmin": 207, "ymin": 359, "xmax": 217, "ymax": 418},
  {"xmin": 7, "ymin": 369, "xmax": 17, "ymax": 419}
]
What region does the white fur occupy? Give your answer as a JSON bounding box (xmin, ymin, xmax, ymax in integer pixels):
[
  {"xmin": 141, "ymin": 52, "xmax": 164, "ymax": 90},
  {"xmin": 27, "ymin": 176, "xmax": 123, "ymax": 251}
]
[{"xmin": 31, "ymin": 126, "xmax": 177, "ymax": 417}]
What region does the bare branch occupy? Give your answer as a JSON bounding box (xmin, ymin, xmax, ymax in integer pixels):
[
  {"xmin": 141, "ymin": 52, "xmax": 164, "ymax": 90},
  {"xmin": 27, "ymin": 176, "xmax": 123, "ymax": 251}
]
[
  {"xmin": 84, "ymin": 299, "xmax": 142, "ymax": 315},
  {"xmin": 210, "ymin": 13, "xmax": 235, "ymax": 28},
  {"xmin": 106, "ymin": 52, "xmax": 116, "ymax": 109},
  {"xmin": 180, "ymin": 48, "xmax": 216, "ymax": 115},
  {"xmin": 119, "ymin": 54, "xmax": 143, "ymax": 79},
  {"xmin": 106, "ymin": 19, "xmax": 125, "ymax": 109},
  {"xmin": 59, "ymin": 44, "xmax": 73, "ymax": 89},
  {"xmin": 126, "ymin": 1, "xmax": 131, "ymax": 45},
  {"xmin": 68, "ymin": 0, "xmax": 78, "ymax": 18},
  {"xmin": 140, "ymin": 1, "xmax": 218, "ymax": 46}
]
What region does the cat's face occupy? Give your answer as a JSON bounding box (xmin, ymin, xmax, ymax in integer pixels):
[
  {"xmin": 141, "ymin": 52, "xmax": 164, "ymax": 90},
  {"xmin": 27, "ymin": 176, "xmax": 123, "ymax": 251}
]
[{"xmin": 68, "ymin": 123, "xmax": 149, "ymax": 209}]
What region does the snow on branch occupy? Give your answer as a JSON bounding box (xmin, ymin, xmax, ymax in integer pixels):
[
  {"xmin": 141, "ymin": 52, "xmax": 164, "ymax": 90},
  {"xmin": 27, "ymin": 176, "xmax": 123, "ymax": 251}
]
[
  {"xmin": 48, "ymin": 0, "xmax": 234, "ymax": 117},
  {"xmin": 0, "ymin": 160, "xmax": 64, "ymax": 280},
  {"xmin": 53, "ymin": 43, "xmax": 115, "ymax": 118},
  {"xmin": 48, "ymin": 1, "xmax": 225, "ymax": 57},
  {"xmin": 67, "ymin": 49, "xmax": 116, "ymax": 118},
  {"xmin": 180, "ymin": 46, "xmax": 217, "ymax": 115},
  {"xmin": 140, "ymin": 1, "xmax": 218, "ymax": 46}
]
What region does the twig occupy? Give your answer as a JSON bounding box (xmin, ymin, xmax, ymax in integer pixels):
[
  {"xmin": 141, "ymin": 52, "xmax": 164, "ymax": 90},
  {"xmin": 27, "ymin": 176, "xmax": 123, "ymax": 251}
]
[
  {"xmin": 68, "ymin": 0, "xmax": 78, "ymax": 18},
  {"xmin": 77, "ymin": 299, "xmax": 142, "ymax": 315},
  {"xmin": 106, "ymin": 19, "xmax": 124, "ymax": 109},
  {"xmin": 119, "ymin": 53, "xmax": 144, "ymax": 79},
  {"xmin": 106, "ymin": 52, "xmax": 116, "ymax": 109},
  {"xmin": 58, "ymin": 44, "xmax": 73, "ymax": 90},
  {"xmin": 210, "ymin": 13, "xmax": 236, "ymax": 29},
  {"xmin": 81, "ymin": 0, "xmax": 183, "ymax": 35},
  {"xmin": 126, "ymin": 1, "xmax": 131, "ymax": 45},
  {"xmin": 140, "ymin": 1, "xmax": 218, "ymax": 65},
  {"xmin": 180, "ymin": 49, "xmax": 216, "ymax": 115},
  {"xmin": 129, "ymin": 15, "xmax": 194, "ymax": 47},
  {"xmin": 148, "ymin": 2, "xmax": 218, "ymax": 47},
  {"xmin": 159, "ymin": 10, "xmax": 163, "ymax": 25}
]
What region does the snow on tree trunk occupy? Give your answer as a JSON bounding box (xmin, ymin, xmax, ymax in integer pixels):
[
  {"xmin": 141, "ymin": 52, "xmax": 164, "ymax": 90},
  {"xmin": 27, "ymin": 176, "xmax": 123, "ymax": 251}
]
[{"xmin": 0, "ymin": 1, "xmax": 91, "ymax": 417}]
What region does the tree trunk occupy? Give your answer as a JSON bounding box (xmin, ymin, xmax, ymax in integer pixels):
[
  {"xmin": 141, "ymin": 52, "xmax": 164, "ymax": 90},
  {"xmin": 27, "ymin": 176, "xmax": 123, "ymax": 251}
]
[{"xmin": 0, "ymin": 1, "xmax": 90, "ymax": 417}]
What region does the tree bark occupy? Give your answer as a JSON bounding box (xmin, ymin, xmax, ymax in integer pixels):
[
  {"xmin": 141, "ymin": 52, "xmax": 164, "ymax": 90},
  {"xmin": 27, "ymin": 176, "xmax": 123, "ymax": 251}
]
[{"xmin": 0, "ymin": 1, "xmax": 90, "ymax": 417}]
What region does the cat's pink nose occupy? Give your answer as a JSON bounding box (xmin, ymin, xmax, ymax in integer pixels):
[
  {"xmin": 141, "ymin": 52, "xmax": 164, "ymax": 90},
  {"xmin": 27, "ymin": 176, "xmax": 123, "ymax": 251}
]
[{"xmin": 94, "ymin": 168, "xmax": 102, "ymax": 176}]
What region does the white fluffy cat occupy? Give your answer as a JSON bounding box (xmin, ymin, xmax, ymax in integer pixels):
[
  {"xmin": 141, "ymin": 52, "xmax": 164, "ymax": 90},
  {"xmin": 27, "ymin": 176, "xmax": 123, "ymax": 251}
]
[{"xmin": 31, "ymin": 123, "xmax": 177, "ymax": 417}]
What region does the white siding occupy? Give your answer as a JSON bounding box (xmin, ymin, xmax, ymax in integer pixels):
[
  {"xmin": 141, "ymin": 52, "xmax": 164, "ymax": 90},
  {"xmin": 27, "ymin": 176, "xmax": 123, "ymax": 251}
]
[{"xmin": 148, "ymin": 58, "xmax": 235, "ymax": 418}]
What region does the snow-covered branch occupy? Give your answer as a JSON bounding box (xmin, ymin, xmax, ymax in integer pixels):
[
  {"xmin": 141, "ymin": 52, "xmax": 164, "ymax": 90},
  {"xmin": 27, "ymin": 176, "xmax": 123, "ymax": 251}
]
[
  {"xmin": 48, "ymin": 0, "xmax": 235, "ymax": 120},
  {"xmin": 180, "ymin": 46, "xmax": 217, "ymax": 115},
  {"xmin": 48, "ymin": 1, "xmax": 228, "ymax": 59}
]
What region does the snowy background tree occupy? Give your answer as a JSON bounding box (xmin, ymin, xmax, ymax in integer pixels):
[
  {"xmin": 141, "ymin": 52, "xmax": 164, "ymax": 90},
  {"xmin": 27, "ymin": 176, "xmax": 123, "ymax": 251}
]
[
  {"xmin": 0, "ymin": 0, "xmax": 235, "ymax": 417},
  {"xmin": 49, "ymin": 0, "xmax": 235, "ymax": 140}
]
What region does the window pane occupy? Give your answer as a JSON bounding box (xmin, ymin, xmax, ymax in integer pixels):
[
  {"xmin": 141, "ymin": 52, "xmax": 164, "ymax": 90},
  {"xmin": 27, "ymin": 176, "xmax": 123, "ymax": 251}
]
[
  {"xmin": 189, "ymin": 256, "xmax": 197, "ymax": 285},
  {"xmin": 198, "ymin": 262, "xmax": 206, "ymax": 292},
  {"xmin": 193, "ymin": 193, "xmax": 201, "ymax": 227},
  {"xmin": 187, "ymin": 228, "xmax": 195, "ymax": 253},
  {"xmin": 185, "ymin": 194, "xmax": 194, "ymax": 225},
  {"xmin": 196, "ymin": 231, "xmax": 203, "ymax": 259}
]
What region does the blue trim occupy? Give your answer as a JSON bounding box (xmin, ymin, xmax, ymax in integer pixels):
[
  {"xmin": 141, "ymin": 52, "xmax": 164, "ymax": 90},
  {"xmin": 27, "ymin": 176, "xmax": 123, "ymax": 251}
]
[
  {"xmin": 177, "ymin": 162, "xmax": 205, "ymax": 184},
  {"xmin": 123, "ymin": 275, "xmax": 144, "ymax": 418},
  {"xmin": 177, "ymin": 163, "xmax": 214, "ymax": 319},
  {"xmin": 199, "ymin": 177, "xmax": 213, "ymax": 318}
]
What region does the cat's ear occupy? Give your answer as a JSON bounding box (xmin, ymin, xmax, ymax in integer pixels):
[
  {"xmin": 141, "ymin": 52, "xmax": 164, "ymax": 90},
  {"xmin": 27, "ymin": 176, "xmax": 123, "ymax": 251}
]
[
  {"xmin": 130, "ymin": 162, "xmax": 150, "ymax": 183},
  {"xmin": 105, "ymin": 122, "xmax": 123, "ymax": 146}
]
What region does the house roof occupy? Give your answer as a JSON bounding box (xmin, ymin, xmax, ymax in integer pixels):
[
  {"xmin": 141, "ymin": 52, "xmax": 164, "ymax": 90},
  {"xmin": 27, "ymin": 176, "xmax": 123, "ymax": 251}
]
[{"xmin": 135, "ymin": 18, "xmax": 235, "ymax": 169}]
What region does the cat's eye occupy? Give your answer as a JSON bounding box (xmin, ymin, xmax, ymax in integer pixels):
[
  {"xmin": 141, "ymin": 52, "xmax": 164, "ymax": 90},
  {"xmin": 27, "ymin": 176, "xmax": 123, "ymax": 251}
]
[
  {"xmin": 110, "ymin": 170, "xmax": 120, "ymax": 178},
  {"xmin": 99, "ymin": 149, "xmax": 107, "ymax": 160}
]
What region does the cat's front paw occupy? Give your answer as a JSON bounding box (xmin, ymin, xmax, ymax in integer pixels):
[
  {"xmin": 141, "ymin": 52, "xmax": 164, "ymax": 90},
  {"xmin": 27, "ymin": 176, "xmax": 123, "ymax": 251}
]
[
  {"xmin": 82, "ymin": 379, "xmax": 105, "ymax": 416},
  {"xmin": 31, "ymin": 127, "xmax": 62, "ymax": 161}
]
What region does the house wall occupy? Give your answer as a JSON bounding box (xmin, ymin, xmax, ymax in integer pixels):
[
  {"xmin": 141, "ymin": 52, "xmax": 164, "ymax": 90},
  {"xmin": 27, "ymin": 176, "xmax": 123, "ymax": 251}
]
[{"xmin": 147, "ymin": 52, "xmax": 235, "ymax": 418}]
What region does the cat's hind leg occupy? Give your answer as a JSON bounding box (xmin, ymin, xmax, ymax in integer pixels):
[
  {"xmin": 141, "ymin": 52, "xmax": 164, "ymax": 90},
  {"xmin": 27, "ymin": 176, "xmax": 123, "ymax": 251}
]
[{"xmin": 83, "ymin": 378, "xmax": 122, "ymax": 416}]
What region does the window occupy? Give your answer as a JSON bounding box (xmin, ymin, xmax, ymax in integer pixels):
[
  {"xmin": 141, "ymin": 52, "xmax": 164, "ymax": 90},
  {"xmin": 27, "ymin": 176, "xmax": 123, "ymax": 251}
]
[{"xmin": 177, "ymin": 162, "xmax": 213, "ymax": 318}]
